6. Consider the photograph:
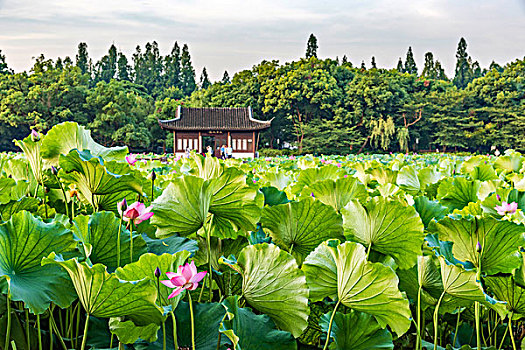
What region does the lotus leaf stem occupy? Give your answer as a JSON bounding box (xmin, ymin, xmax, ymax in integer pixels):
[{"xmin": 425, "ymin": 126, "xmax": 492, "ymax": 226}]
[
  {"xmin": 5, "ymin": 294, "xmax": 11, "ymax": 350},
  {"xmin": 117, "ymin": 216, "xmax": 123, "ymax": 267},
  {"xmin": 322, "ymin": 300, "xmax": 341, "ymax": 350},
  {"xmin": 188, "ymin": 292, "xmax": 196, "ymax": 350},
  {"xmin": 433, "ymin": 292, "xmax": 445, "ymax": 350},
  {"xmin": 170, "ymin": 311, "xmax": 178, "ymax": 350},
  {"xmin": 37, "ymin": 314, "xmax": 42, "ymax": 350},
  {"xmin": 48, "ymin": 308, "xmax": 68, "ymax": 350},
  {"xmin": 416, "ymin": 285, "xmax": 422, "ymax": 350},
  {"xmin": 80, "ymin": 314, "xmax": 90, "ymax": 350},
  {"xmin": 452, "ymin": 310, "xmax": 461, "ymax": 346},
  {"xmin": 24, "ymin": 308, "xmax": 30, "ymax": 349},
  {"xmin": 509, "ymin": 313, "xmax": 517, "ymax": 350},
  {"xmin": 204, "ymin": 222, "xmax": 213, "ymax": 302}
]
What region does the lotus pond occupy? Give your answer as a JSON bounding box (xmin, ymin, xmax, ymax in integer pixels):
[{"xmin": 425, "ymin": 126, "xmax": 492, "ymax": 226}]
[{"xmin": 1, "ymin": 122, "xmax": 525, "ymax": 350}]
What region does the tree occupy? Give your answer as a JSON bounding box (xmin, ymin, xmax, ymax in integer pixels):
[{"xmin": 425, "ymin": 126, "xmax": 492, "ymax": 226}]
[
  {"xmin": 396, "ymin": 57, "xmax": 404, "ymax": 72},
  {"xmin": 76, "ymin": 42, "xmax": 90, "ymax": 75},
  {"xmin": 96, "ymin": 44, "xmax": 118, "ymax": 82},
  {"xmin": 371, "ymin": 56, "xmax": 377, "ymax": 69},
  {"xmin": 421, "ymin": 52, "xmax": 436, "ymax": 79},
  {"xmin": 404, "ymin": 46, "xmax": 418, "ymax": 75},
  {"xmin": 164, "ymin": 42, "xmax": 181, "ymax": 89},
  {"xmin": 453, "ymin": 37, "xmax": 472, "ymax": 89},
  {"xmin": 222, "ymin": 70, "xmax": 231, "ymax": 84},
  {"xmin": 434, "ymin": 61, "xmax": 448, "ymax": 80},
  {"xmin": 117, "ymin": 52, "xmax": 131, "ymax": 81},
  {"xmin": 341, "ymin": 55, "xmax": 348, "ymax": 65},
  {"xmin": 200, "ymin": 67, "xmax": 211, "ymax": 89},
  {"xmin": 360, "ymin": 61, "xmax": 366, "ymax": 69},
  {"xmin": 180, "ymin": 44, "xmax": 196, "ymax": 95},
  {"xmin": 305, "ymin": 34, "xmax": 318, "ymax": 59},
  {"xmin": 0, "ymin": 50, "xmax": 10, "ymax": 74}
]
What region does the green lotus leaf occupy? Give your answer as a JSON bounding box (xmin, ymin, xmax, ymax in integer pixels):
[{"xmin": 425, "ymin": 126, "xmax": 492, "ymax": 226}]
[
  {"xmin": 302, "ymin": 240, "xmax": 411, "ymax": 336},
  {"xmin": 220, "ymin": 295, "xmax": 297, "ymax": 350},
  {"xmin": 0, "ymin": 178, "xmax": 16, "ymax": 204},
  {"xmin": 397, "ymin": 165, "xmax": 440, "ymax": 195},
  {"xmin": 259, "ymin": 171, "xmax": 293, "ymax": 191},
  {"xmin": 368, "ymin": 167, "xmax": 398, "ymax": 186},
  {"xmin": 42, "ymin": 254, "xmax": 164, "ymax": 325},
  {"xmin": 484, "ymin": 275, "xmax": 525, "ymax": 319},
  {"xmin": 469, "ymin": 163, "xmax": 498, "ymax": 181},
  {"xmin": 14, "ymin": 134, "xmax": 44, "ymax": 183},
  {"xmin": 292, "ymin": 165, "xmax": 344, "ymax": 195},
  {"xmin": 188, "ymin": 153, "xmax": 223, "ymax": 180},
  {"xmin": 260, "ymin": 186, "xmax": 290, "ymax": 206},
  {"xmin": 308, "ymin": 177, "xmax": 367, "ymax": 212},
  {"xmin": 0, "ymin": 211, "xmax": 77, "ymax": 314},
  {"xmin": 40, "ymin": 121, "xmax": 128, "ymax": 166},
  {"xmin": 397, "ymin": 256, "xmax": 441, "ymax": 311},
  {"xmin": 493, "ymin": 152, "xmax": 523, "ymax": 173},
  {"xmin": 207, "ymin": 167, "xmax": 264, "ymax": 239},
  {"xmin": 437, "ymin": 178, "xmax": 481, "ymax": 211},
  {"xmin": 59, "ymin": 149, "xmax": 142, "ymax": 211},
  {"xmin": 437, "ymin": 256, "xmax": 485, "ymax": 307},
  {"xmin": 71, "ymin": 211, "xmax": 147, "ymax": 270},
  {"xmin": 413, "ymin": 196, "xmax": 449, "ymax": 229},
  {"xmin": 109, "ymin": 317, "xmax": 160, "ymax": 344},
  {"xmin": 0, "ymin": 197, "xmax": 39, "ymax": 221},
  {"xmin": 142, "ymin": 234, "xmax": 199, "ymax": 256},
  {"xmin": 151, "ymin": 176, "xmax": 210, "ymax": 238},
  {"xmin": 221, "ymin": 243, "xmax": 309, "ymax": 337},
  {"xmin": 320, "ymin": 310, "xmax": 394, "ymax": 350},
  {"xmin": 175, "ymin": 301, "xmax": 228, "ymax": 350},
  {"xmin": 115, "ymin": 251, "xmax": 191, "ymax": 309},
  {"xmin": 260, "ymin": 197, "xmax": 344, "ymax": 264},
  {"xmin": 342, "ymin": 197, "xmax": 424, "ymax": 269},
  {"xmin": 429, "ymin": 215, "xmax": 525, "ymax": 275}
]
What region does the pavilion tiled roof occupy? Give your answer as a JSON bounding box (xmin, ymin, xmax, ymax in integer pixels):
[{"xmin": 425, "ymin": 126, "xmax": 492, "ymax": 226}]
[{"xmin": 158, "ymin": 107, "xmax": 272, "ymax": 131}]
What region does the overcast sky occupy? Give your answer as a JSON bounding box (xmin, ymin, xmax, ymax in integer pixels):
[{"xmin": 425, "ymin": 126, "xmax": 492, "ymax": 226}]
[{"xmin": 1, "ymin": 0, "xmax": 524, "ymax": 80}]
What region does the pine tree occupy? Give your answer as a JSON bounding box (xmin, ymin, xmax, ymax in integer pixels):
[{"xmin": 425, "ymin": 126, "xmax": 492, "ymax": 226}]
[
  {"xmin": 55, "ymin": 57, "xmax": 63, "ymax": 70},
  {"xmin": 342, "ymin": 55, "xmax": 348, "ymax": 64},
  {"xmin": 471, "ymin": 60, "xmax": 482, "ymax": 79},
  {"xmin": 371, "ymin": 56, "xmax": 377, "ymax": 69},
  {"xmin": 360, "ymin": 60, "xmax": 366, "ymax": 69},
  {"xmin": 164, "ymin": 42, "xmax": 181, "ymax": 89},
  {"xmin": 396, "ymin": 57, "xmax": 404, "ymax": 72},
  {"xmin": 453, "ymin": 37, "xmax": 472, "ymax": 89},
  {"xmin": 0, "ymin": 50, "xmax": 9, "ymax": 74},
  {"xmin": 434, "ymin": 61, "xmax": 448, "ymax": 80},
  {"xmin": 200, "ymin": 67, "xmax": 211, "ymax": 89},
  {"xmin": 222, "ymin": 70, "xmax": 231, "ymax": 84},
  {"xmin": 117, "ymin": 52, "xmax": 130, "ymax": 81},
  {"xmin": 305, "ymin": 34, "xmax": 318, "ymax": 59},
  {"xmin": 489, "ymin": 61, "xmax": 503, "ymax": 73},
  {"xmin": 421, "ymin": 52, "xmax": 436, "ymax": 78},
  {"xmin": 404, "ymin": 46, "xmax": 418, "ymax": 75},
  {"xmin": 63, "ymin": 56, "xmax": 73, "ymax": 66},
  {"xmin": 76, "ymin": 42, "xmax": 90, "ymax": 75},
  {"xmin": 97, "ymin": 44, "xmax": 117, "ymax": 82},
  {"xmin": 180, "ymin": 44, "xmax": 196, "ymax": 95}
]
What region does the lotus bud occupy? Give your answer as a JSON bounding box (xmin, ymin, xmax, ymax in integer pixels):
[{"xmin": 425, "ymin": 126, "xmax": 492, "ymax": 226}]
[
  {"xmin": 31, "ymin": 129, "xmax": 40, "ymax": 142},
  {"xmin": 496, "ymin": 194, "xmax": 501, "ymax": 201},
  {"xmin": 476, "ymin": 241, "xmax": 482, "ymax": 253},
  {"xmin": 117, "ymin": 198, "xmax": 128, "ymax": 216},
  {"xmin": 147, "ymin": 170, "xmax": 156, "ymax": 181},
  {"xmin": 154, "ymin": 267, "xmax": 161, "ymax": 278},
  {"xmin": 51, "ymin": 166, "xmax": 58, "ymax": 176}
]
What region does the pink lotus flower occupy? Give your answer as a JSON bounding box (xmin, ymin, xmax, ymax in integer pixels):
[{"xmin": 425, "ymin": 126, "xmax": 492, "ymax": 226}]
[
  {"xmin": 161, "ymin": 261, "xmax": 207, "ymax": 299},
  {"xmin": 119, "ymin": 201, "xmax": 154, "ymax": 225},
  {"xmin": 495, "ymin": 202, "xmax": 518, "ymax": 216},
  {"xmin": 31, "ymin": 129, "xmax": 40, "ymax": 142},
  {"xmin": 125, "ymin": 154, "xmax": 137, "ymax": 166}
]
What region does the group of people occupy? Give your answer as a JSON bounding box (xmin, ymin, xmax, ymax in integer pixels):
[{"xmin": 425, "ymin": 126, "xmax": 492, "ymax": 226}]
[{"xmin": 205, "ymin": 144, "xmax": 233, "ymax": 159}]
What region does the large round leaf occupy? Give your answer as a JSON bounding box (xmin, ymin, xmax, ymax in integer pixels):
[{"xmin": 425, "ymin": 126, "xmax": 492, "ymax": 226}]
[
  {"xmin": 221, "ymin": 243, "xmax": 309, "ymax": 337},
  {"xmin": 320, "ymin": 310, "xmax": 394, "ymax": 350},
  {"xmin": 308, "ymin": 177, "xmax": 367, "ymax": 212},
  {"xmin": 41, "ymin": 121, "xmax": 128, "ymax": 166},
  {"xmin": 151, "ymin": 176, "xmax": 210, "ymax": 238},
  {"xmin": 0, "ymin": 211, "xmax": 77, "ymax": 314},
  {"xmin": 71, "ymin": 211, "xmax": 147, "ymax": 270},
  {"xmin": 484, "ymin": 275, "xmax": 525, "ymax": 319},
  {"xmin": 437, "ymin": 178, "xmax": 481, "ymax": 211},
  {"xmin": 292, "ymin": 166, "xmax": 345, "ymax": 195},
  {"xmin": 429, "ymin": 215, "xmax": 525, "ymax": 275},
  {"xmin": 302, "ymin": 240, "xmax": 411, "ymax": 336},
  {"xmin": 59, "ymin": 149, "xmax": 142, "ymax": 210},
  {"xmin": 14, "ymin": 134, "xmax": 44, "ymax": 183},
  {"xmin": 207, "ymin": 167, "xmax": 264, "ymax": 239},
  {"xmin": 413, "ymin": 196, "xmax": 449, "ymax": 229},
  {"xmin": 342, "ymin": 197, "xmax": 424, "ymax": 269},
  {"xmin": 43, "ymin": 254, "xmax": 164, "ymax": 325},
  {"xmin": 260, "ymin": 197, "xmax": 344, "ymax": 264},
  {"xmin": 220, "ymin": 296, "xmax": 297, "ymax": 350}
]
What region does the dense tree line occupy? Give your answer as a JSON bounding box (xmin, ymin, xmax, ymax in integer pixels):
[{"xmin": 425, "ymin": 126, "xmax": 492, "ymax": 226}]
[{"xmin": 0, "ymin": 37, "xmax": 523, "ymax": 153}]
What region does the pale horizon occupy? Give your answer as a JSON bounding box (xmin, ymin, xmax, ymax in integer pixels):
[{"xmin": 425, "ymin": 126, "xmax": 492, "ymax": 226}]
[{"xmin": 1, "ymin": 0, "xmax": 524, "ymax": 80}]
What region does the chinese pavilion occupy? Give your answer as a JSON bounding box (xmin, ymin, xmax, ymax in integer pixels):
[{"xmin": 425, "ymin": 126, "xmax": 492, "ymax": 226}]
[{"xmin": 158, "ymin": 107, "xmax": 272, "ymax": 158}]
